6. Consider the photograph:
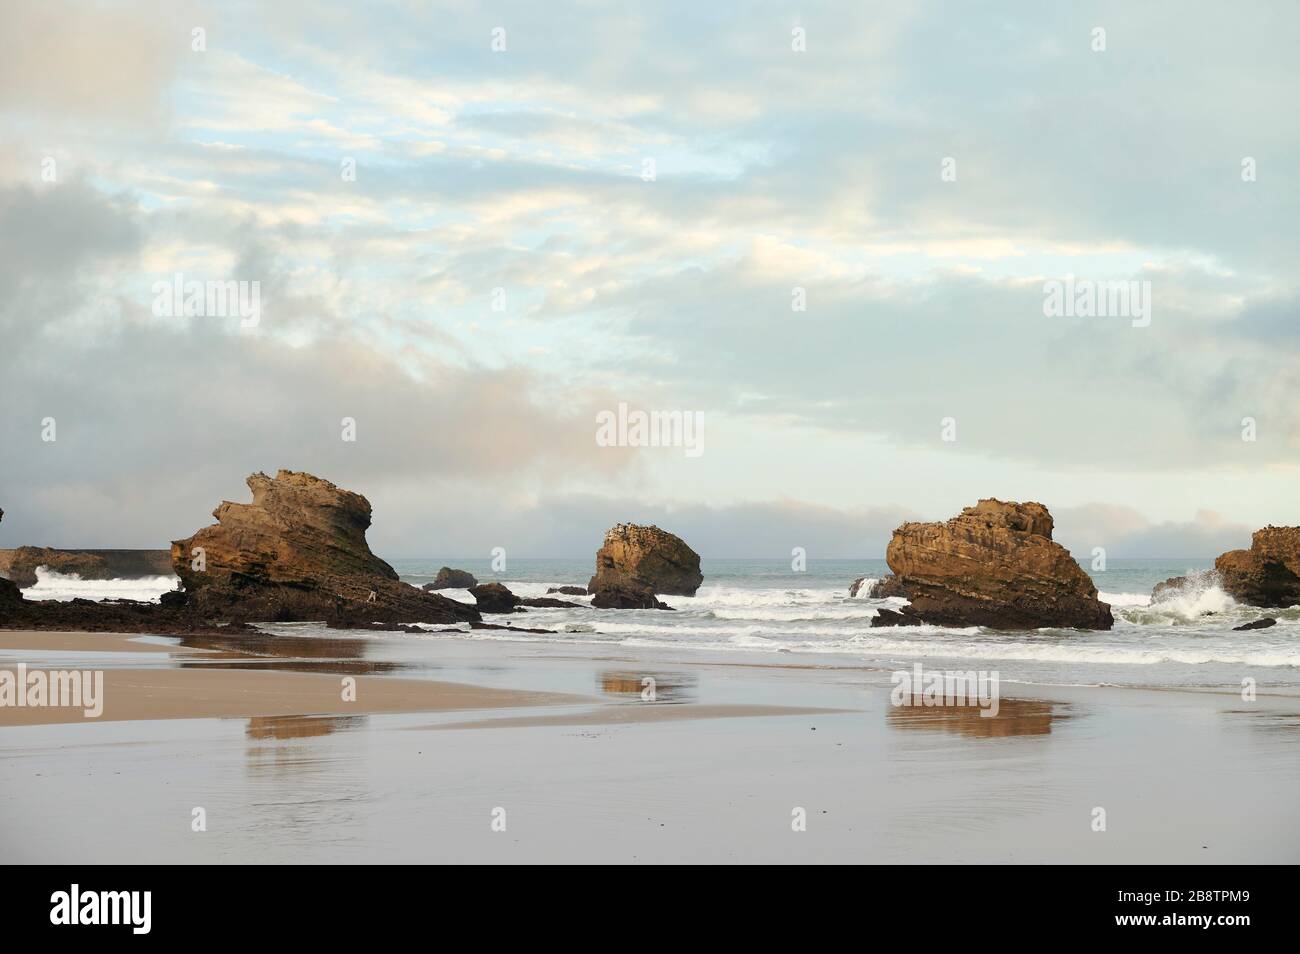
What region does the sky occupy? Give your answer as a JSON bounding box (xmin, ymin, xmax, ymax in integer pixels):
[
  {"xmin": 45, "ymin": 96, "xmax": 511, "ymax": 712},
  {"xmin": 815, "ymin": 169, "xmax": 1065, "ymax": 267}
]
[{"xmin": 0, "ymin": 0, "xmax": 1296, "ymax": 560}]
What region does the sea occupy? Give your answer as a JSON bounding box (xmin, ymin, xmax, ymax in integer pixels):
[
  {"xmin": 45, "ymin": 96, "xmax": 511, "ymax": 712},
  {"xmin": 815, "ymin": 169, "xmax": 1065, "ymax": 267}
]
[{"xmin": 19, "ymin": 558, "xmax": 1299, "ymax": 692}]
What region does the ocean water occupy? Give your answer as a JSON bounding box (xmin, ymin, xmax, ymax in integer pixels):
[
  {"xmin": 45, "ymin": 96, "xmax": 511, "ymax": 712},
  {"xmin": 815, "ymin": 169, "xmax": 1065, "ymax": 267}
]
[{"xmin": 18, "ymin": 559, "xmax": 1300, "ymax": 692}]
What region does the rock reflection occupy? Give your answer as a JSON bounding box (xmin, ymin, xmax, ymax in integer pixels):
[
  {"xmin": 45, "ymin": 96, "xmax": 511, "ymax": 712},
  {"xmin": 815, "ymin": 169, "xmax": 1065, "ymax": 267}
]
[
  {"xmin": 886, "ymin": 697, "xmax": 1066, "ymax": 738},
  {"xmin": 174, "ymin": 630, "xmax": 405, "ymax": 675},
  {"xmin": 246, "ymin": 714, "xmax": 367, "ymax": 740},
  {"xmin": 599, "ymin": 670, "xmax": 697, "ymax": 704}
]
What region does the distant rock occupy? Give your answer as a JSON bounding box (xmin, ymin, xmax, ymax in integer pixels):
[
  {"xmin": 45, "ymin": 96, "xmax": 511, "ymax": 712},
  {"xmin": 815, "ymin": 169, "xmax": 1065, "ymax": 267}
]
[
  {"xmin": 425, "ymin": 567, "xmax": 478, "ymax": 590},
  {"xmin": 848, "ymin": 576, "xmax": 873, "ymax": 598},
  {"xmin": 171, "ymin": 470, "xmax": 479, "ymax": 625},
  {"xmin": 867, "ymin": 498, "xmax": 1113, "ymax": 630},
  {"xmin": 1233, "ymin": 617, "xmax": 1277, "ymax": 631},
  {"xmin": 588, "ymin": 523, "xmax": 702, "ymax": 597},
  {"xmin": 4, "ymin": 547, "xmax": 111, "ymax": 588},
  {"xmin": 589, "ymin": 580, "xmax": 672, "ymax": 610},
  {"xmin": 1214, "ymin": 527, "xmax": 1300, "ymax": 607},
  {"xmin": 547, "ymin": 585, "xmax": 588, "ymax": 596}
]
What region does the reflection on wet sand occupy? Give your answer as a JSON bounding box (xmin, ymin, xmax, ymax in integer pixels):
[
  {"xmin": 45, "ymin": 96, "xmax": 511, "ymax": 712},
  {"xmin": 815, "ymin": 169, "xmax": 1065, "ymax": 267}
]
[
  {"xmin": 887, "ymin": 698, "xmax": 1068, "ymax": 738},
  {"xmin": 245, "ymin": 715, "xmax": 369, "ymax": 779},
  {"xmin": 246, "ymin": 714, "xmax": 368, "ymax": 740},
  {"xmin": 599, "ymin": 670, "xmax": 697, "ymax": 703},
  {"xmin": 175, "ymin": 630, "xmax": 405, "ymax": 676},
  {"xmin": 1225, "ymin": 709, "xmax": 1300, "ymax": 743}
]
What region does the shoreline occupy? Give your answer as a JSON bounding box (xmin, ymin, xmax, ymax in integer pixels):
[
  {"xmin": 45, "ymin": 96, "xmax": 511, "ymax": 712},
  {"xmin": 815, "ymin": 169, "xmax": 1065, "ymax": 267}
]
[{"xmin": 4, "ymin": 626, "xmax": 1299, "ymax": 863}]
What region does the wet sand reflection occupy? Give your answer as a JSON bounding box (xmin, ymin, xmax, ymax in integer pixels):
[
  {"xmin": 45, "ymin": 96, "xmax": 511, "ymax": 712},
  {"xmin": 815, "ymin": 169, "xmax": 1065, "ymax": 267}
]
[
  {"xmin": 175, "ymin": 630, "xmax": 405, "ymax": 676},
  {"xmin": 599, "ymin": 670, "xmax": 698, "ymax": 704},
  {"xmin": 887, "ymin": 697, "xmax": 1068, "ymax": 738}
]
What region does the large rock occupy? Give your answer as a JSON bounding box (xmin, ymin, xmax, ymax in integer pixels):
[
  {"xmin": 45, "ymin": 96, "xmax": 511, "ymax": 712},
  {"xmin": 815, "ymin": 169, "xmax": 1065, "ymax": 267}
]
[
  {"xmin": 469, "ymin": 582, "xmax": 518, "ymax": 613},
  {"xmin": 868, "ymin": 498, "xmax": 1113, "ymax": 630},
  {"xmin": 425, "ymin": 567, "xmax": 478, "ymax": 590},
  {"xmin": 171, "ymin": 470, "xmax": 479, "ymax": 625},
  {"xmin": 587, "ymin": 523, "xmax": 702, "ymax": 596},
  {"xmin": 1214, "ymin": 527, "xmax": 1300, "ymax": 607},
  {"xmin": 589, "ymin": 580, "xmax": 672, "ymax": 610}
]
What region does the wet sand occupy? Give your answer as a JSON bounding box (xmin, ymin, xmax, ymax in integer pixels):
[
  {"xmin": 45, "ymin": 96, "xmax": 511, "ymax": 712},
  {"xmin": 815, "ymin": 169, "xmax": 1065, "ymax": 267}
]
[{"xmin": 2, "ymin": 628, "xmax": 1299, "ymax": 863}]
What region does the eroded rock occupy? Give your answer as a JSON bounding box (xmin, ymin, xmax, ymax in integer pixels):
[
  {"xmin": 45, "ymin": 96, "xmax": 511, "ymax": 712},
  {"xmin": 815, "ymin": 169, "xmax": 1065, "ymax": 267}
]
[{"xmin": 867, "ymin": 498, "xmax": 1113, "ymax": 630}]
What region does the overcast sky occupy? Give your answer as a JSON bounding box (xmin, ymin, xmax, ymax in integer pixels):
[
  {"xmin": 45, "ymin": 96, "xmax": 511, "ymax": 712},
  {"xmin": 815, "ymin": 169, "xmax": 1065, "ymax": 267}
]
[{"xmin": 1, "ymin": 0, "xmax": 1296, "ymax": 559}]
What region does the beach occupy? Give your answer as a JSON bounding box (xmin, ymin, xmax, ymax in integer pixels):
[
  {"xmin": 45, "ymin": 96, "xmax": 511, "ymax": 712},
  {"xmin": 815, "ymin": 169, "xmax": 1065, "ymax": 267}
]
[{"xmin": 4, "ymin": 625, "xmax": 1297, "ymax": 864}]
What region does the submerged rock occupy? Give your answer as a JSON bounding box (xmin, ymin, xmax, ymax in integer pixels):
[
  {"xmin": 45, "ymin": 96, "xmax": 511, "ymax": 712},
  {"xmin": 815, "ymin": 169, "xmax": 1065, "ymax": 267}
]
[
  {"xmin": 1214, "ymin": 527, "xmax": 1300, "ymax": 607},
  {"xmin": 425, "ymin": 567, "xmax": 478, "ymax": 590},
  {"xmin": 171, "ymin": 470, "xmax": 479, "ymax": 625},
  {"xmin": 1233, "ymin": 617, "xmax": 1277, "ymax": 631},
  {"xmin": 867, "ymin": 498, "xmax": 1113, "ymax": 631},
  {"xmin": 547, "ymin": 585, "xmax": 588, "ymax": 596},
  {"xmin": 848, "ymin": 576, "xmax": 873, "ymax": 598},
  {"xmin": 588, "ymin": 523, "xmax": 702, "ymax": 597}
]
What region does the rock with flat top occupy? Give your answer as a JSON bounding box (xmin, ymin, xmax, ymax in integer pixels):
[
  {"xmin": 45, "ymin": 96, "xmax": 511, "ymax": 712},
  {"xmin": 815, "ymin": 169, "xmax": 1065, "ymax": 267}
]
[
  {"xmin": 588, "ymin": 523, "xmax": 702, "ymax": 597},
  {"xmin": 867, "ymin": 498, "xmax": 1113, "ymax": 630},
  {"xmin": 1215, "ymin": 527, "xmax": 1300, "ymax": 607}
]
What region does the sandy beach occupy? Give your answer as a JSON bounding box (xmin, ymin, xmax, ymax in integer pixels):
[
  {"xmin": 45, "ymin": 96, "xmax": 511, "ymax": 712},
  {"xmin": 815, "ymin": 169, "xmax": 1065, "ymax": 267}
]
[{"xmin": 3, "ymin": 627, "xmax": 1297, "ymax": 864}]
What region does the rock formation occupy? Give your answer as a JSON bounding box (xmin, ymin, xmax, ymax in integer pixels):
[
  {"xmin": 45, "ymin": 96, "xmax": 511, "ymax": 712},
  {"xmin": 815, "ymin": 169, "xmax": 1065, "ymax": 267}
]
[
  {"xmin": 468, "ymin": 582, "xmax": 579, "ymax": 613},
  {"xmin": 589, "ymin": 580, "xmax": 672, "ymax": 610},
  {"xmin": 868, "ymin": 498, "xmax": 1113, "ymax": 630},
  {"xmin": 170, "ymin": 470, "xmax": 479, "ymax": 625},
  {"xmin": 588, "ymin": 523, "xmax": 702, "ymax": 597},
  {"xmin": 469, "ymin": 582, "xmax": 518, "ymax": 613},
  {"xmin": 1214, "ymin": 527, "xmax": 1300, "ymax": 607},
  {"xmin": 1233, "ymin": 617, "xmax": 1277, "ymax": 631},
  {"xmin": 3, "ymin": 548, "xmax": 110, "ymax": 587},
  {"xmin": 848, "ymin": 576, "xmax": 872, "ymax": 598},
  {"xmin": 425, "ymin": 567, "xmax": 477, "ymax": 590},
  {"xmin": 547, "ymin": 585, "xmax": 588, "ymax": 596}
]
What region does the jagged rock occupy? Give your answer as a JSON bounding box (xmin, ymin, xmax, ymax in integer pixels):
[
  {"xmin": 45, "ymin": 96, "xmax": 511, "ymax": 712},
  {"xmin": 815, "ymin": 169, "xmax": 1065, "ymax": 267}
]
[
  {"xmin": 589, "ymin": 581, "xmax": 672, "ymax": 610},
  {"xmin": 868, "ymin": 498, "xmax": 1113, "ymax": 630},
  {"xmin": 547, "ymin": 585, "xmax": 588, "ymax": 596},
  {"xmin": 588, "ymin": 523, "xmax": 702, "ymax": 596},
  {"xmin": 469, "ymin": 582, "xmax": 519, "ymax": 613},
  {"xmin": 170, "ymin": 470, "xmax": 479, "ymax": 625},
  {"xmin": 1233, "ymin": 617, "xmax": 1277, "ymax": 631},
  {"xmin": 1215, "ymin": 527, "xmax": 1300, "ymax": 607},
  {"xmin": 425, "ymin": 567, "xmax": 478, "ymax": 590}
]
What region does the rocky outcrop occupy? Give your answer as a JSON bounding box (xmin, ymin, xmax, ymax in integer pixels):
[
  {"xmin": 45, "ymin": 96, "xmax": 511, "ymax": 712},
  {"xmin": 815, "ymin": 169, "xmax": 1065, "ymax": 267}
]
[
  {"xmin": 1214, "ymin": 527, "xmax": 1300, "ymax": 607},
  {"xmin": 171, "ymin": 470, "xmax": 479, "ymax": 625},
  {"xmin": 867, "ymin": 499, "xmax": 1113, "ymax": 630},
  {"xmin": 848, "ymin": 576, "xmax": 873, "ymax": 598},
  {"xmin": 547, "ymin": 585, "xmax": 588, "ymax": 596},
  {"xmin": 1233, "ymin": 617, "xmax": 1277, "ymax": 631},
  {"xmin": 3, "ymin": 548, "xmax": 110, "ymax": 587},
  {"xmin": 589, "ymin": 581, "xmax": 672, "ymax": 610},
  {"xmin": 469, "ymin": 582, "xmax": 518, "ymax": 613},
  {"xmin": 588, "ymin": 523, "xmax": 702, "ymax": 597},
  {"xmin": 425, "ymin": 567, "xmax": 477, "ymax": 590},
  {"xmin": 468, "ymin": 582, "xmax": 580, "ymax": 612}
]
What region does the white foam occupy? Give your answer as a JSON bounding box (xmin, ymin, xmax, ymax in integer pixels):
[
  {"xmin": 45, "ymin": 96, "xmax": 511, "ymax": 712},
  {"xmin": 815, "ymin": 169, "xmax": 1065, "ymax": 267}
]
[{"xmin": 20, "ymin": 567, "xmax": 181, "ymax": 603}]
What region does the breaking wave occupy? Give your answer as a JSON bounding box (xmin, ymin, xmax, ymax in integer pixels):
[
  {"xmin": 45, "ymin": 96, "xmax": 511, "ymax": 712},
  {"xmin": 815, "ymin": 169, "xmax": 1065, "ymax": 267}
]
[{"xmin": 20, "ymin": 567, "xmax": 181, "ymax": 602}]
